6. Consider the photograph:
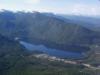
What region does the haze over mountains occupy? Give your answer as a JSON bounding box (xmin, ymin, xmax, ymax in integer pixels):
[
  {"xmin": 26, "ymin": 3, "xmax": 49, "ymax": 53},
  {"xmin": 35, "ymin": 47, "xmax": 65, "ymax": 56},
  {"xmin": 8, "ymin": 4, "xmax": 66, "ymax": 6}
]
[
  {"xmin": 43, "ymin": 13, "xmax": 100, "ymax": 31},
  {"xmin": 59, "ymin": 15, "xmax": 100, "ymax": 31}
]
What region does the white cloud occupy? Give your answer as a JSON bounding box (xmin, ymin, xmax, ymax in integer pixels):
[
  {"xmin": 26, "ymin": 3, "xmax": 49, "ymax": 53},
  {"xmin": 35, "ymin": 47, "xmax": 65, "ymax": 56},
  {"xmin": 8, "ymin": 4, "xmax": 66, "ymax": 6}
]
[
  {"xmin": 0, "ymin": 0, "xmax": 41, "ymax": 11},
  {"xmin": 65, "ymin": 4, "xmax": 100, "ymax": 16},
  {"xmin": 0, "ymin": 0, "xmax": 100, "ymax": 16},
  {"xmin": 23, "ymin": 0, "xmax": 41, "ymax": 4}
]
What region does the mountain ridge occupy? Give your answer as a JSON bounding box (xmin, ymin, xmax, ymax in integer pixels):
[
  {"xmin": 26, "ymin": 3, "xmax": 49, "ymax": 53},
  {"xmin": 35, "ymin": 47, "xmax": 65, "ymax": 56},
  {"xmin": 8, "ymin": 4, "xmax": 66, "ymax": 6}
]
[{"xmin": 0, "ymin": 10, "xmax": 100, "ymax": 52}]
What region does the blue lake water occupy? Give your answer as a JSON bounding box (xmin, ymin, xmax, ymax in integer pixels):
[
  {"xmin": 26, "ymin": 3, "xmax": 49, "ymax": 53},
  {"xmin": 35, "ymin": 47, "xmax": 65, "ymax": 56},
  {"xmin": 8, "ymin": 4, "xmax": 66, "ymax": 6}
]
[{"xmin": 20, "ymin": 41, "xmax": 84, "ymax": 59}]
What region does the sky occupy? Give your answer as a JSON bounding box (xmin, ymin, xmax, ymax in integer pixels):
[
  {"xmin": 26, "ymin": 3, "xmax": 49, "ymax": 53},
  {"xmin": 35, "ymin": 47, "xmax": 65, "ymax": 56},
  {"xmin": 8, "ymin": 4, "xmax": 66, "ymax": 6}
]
[{"xmin": 0, "ymin": 0, "xmax": 100, "ymax": 16}]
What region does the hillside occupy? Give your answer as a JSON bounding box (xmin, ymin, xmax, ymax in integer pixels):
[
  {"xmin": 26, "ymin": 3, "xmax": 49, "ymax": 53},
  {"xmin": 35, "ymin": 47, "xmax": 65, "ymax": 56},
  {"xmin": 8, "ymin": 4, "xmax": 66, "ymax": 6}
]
[
  {"xmin": 0, "ymin": 10, "xmax": 100, "ymax": 52},
  {"xmin": 0, "ymin": 34, "xmax": 91, "ymax": 75},
  {"xmin": 0, "ymin": 34, "xmax": 28, "ymax": 74},
  {"xmin": 59, "ymin": 15, "xmax": 100, "ymax": 31},
  {"xmin": 86, "ymin": 45, "xmax": 100, "ymax": 65},
  {"xmin": 0, "ymin": 10, "xmax": 99, "ymax": 75}
]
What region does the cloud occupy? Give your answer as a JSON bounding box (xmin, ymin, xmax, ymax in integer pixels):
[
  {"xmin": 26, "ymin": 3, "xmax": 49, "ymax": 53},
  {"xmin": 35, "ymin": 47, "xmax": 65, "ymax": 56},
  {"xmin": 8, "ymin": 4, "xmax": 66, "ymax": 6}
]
[
  {"xmin": 0, "ymin": 0, "xmax": 41, "ymax": 4},
  {"xmin": 65, "ymin": 4, "xmax": 100, "ymax": 16},
  {"xmin": 23, "ymin": 0, "xmax": 41, "ymax": 4},
  {"xmin": 0, "ymin": 0, "xmax": 41, "ymax": 11},
  {"xmin": 0, "ymin": 0, "xmax": 100, "ymax": 16}
]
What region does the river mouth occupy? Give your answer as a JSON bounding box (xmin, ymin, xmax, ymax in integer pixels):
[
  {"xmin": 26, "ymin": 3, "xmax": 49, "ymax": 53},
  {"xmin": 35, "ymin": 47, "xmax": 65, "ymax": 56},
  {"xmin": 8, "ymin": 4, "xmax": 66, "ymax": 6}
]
[{"xmin": 20, "ymin": 41, "xmax": 84, "ymax": 59}]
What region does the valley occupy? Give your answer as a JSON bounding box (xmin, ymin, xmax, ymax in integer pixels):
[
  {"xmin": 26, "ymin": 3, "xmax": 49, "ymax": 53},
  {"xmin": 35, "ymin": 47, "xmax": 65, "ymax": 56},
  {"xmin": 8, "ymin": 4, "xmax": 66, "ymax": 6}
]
[{"xmin": 0, "ymin": 10, "xmax": 100, "ymax": 75}]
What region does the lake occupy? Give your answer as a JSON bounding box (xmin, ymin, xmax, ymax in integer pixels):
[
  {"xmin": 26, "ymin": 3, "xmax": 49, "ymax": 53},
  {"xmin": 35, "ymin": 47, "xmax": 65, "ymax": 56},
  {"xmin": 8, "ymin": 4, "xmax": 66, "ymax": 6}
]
[{"xmin": 20, "ymin": 41, "xmax": 84, "ymax": 59}]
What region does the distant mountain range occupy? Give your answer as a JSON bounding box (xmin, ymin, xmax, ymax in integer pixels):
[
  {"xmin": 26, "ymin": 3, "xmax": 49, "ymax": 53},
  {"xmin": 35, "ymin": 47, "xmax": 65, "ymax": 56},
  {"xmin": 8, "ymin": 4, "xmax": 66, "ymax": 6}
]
[
  {"xmin": 42, "ymin": 13, "xmax": 100, "ymax": 31},
  {"xmin": 0, "ymin": 10, "xmax": 99, "ymax": 75},
  {"xmin": 57, "ymin": 14, "xmax": 100, "ymax": 31},
  {"xmin": 0, "ymin": 10, "xmax": 100, "ymax": 52}
]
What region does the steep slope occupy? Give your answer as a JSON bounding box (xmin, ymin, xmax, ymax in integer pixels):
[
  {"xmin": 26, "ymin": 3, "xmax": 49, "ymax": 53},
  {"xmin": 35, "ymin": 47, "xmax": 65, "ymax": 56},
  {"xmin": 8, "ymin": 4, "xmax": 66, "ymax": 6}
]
[
  {"xmin": 0, "ymin": 10, "xmax": 99, "ymax": 52},
  {"xmin": 59, "ymin": 15, "xmax": 100, "ymax": 31},
  {"xmin": 0, "ymin": 34, "xmax": 91, "ymax": 75},
  {"xmin": 86, "ymin": 45, "xmax": 100, "ymax": 65},
  {"xmin": 0, "ymin": 34, "xmax": 27, "ymax": 74},
  {"xmin": 0, "ymin": 34, "xmax": 26, "ymax": 58},
  {"xmin": 0, "ymin": 10, "xmax": 98, "ymax": 75}
]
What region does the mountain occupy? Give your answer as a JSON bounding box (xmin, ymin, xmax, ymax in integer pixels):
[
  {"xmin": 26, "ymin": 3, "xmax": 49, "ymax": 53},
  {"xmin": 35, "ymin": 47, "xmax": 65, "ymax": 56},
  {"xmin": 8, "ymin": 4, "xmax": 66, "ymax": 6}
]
[
  {"xmin": 0, "ymin": 34, "xmax": 26, "ymax": 58},
  {"xmin": 0, "ymin": 34, "xmax": 91, "ymax": 75},
  {"xmin": 0, "ymin": 34, "xmax": 28, "ymax": 74},
  {"xmin": 0, "ymin": 10, "xmax": 100, "ymax": 53},
  {"xmin": 59, "ymin": 15, "xmax": 100, "ymax": 31},
  {"xmin": 0, "ymin": 10, "xmax": 99, "ymax": 75},
  {"xmin": 86, "ymin": 45, "xmax": 100, "ymax": 65}
]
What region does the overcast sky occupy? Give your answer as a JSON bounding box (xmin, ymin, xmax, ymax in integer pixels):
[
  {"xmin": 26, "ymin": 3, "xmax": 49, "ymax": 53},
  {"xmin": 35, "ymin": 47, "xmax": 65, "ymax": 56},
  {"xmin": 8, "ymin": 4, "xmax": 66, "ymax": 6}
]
[{"xmin": 0, "ymin": 0, "xmax": 100, "ymax": 16}]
